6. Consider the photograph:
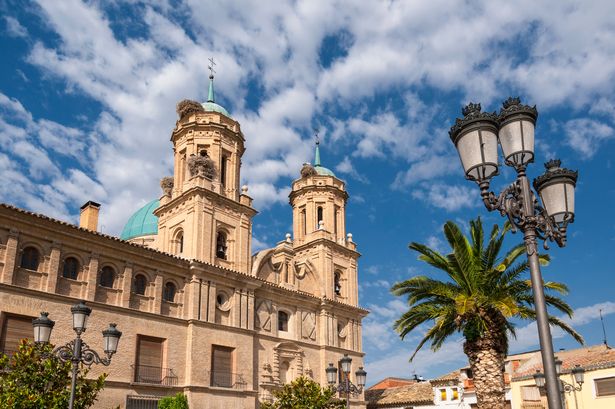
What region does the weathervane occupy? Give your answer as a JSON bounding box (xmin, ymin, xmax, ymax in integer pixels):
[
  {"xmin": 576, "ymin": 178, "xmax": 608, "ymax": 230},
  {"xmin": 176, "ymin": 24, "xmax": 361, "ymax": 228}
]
[{"xmin": 208, "ymin": 57, "xmax": 216, "ymax": 79}]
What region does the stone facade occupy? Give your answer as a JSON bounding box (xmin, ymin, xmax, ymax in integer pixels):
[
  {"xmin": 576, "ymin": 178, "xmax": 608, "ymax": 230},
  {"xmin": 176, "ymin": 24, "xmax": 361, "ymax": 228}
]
[{"xmin": 0, "ymin": 81, "xmax": 368, "ymax": 408}]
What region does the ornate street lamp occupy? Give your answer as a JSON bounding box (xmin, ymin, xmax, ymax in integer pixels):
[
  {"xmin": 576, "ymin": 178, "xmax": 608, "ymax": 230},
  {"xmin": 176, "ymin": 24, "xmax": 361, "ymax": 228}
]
[
  {"xmin": 450, "ymin": 97, "xmax": 578, "ymax": 409},
  {"xmin": 326, "ymin": 355, "xmax": 367, "ymax": 408},
  {"xmin": 534, "ymin": 360, "xmax": 585, "ymax": 401},
  {"xmin": 32, "ymin": 301, "xmax": 122, "ymax": 409}
]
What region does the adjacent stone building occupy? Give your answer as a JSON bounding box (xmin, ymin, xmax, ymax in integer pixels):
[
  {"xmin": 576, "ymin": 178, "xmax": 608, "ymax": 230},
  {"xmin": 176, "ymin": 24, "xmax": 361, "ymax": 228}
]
[{"xmin": 0, "ymin": 75, "xmax": 368, "ymax": 408}]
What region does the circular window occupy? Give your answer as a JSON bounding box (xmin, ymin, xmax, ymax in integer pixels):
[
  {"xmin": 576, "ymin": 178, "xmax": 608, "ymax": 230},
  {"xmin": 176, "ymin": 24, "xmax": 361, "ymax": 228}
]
[{"xmin": 216, "ymin": 291, "xmax": 231, "ymax": 311}]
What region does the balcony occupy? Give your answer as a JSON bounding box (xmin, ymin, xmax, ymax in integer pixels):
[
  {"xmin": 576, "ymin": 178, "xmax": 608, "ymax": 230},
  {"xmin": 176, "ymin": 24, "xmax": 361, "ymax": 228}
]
[
  {"xmin": 208, "ymin": 370, "xmax": 247, "ymax": 390},
  {"xmin": 132, "ymin": 364, "xmax": 178, "ymax": 386}
]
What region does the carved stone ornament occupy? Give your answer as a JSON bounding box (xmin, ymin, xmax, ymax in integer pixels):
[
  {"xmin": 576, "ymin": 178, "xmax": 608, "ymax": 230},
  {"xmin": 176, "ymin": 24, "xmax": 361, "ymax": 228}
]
[
  {"xmin": 256, "ymin": 300, "xmax": 272, "ymax": 332},
  {"xmin": 187, "ymin": 153, "xmax": 217, "ymax": 179},
  {"xmin": 300, "ymin": 163, "xmax": 317, "ymax": 178},
  {"xmin": 176, "ymin": 99, "xmax": 205, "ymax": 119},
  {"xmin": 301, "ymin": 311, "xmax": 316, "ymax": 340},
  {"xmin": 160, "ymin": 176, "xmax": 174, "ymax": 196}
]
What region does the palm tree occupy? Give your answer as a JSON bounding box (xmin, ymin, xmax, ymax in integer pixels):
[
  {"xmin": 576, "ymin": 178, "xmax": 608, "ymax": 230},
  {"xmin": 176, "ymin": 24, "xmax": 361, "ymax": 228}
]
[{"xmin": 392, "ymin": 218, "xmax": 583, "ymax": 409}]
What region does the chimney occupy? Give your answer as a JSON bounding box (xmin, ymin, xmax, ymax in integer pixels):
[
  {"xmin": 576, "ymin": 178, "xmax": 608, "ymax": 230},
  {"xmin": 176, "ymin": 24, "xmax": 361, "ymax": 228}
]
[{"xmin": 79, "ymin": 201, "xmax": 101, "ymax": 231}]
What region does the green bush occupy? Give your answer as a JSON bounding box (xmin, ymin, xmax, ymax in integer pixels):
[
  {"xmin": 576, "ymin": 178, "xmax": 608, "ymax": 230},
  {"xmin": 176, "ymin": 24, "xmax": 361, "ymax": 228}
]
[
  {"xmin": 0, "ymin": 339, "xmax": 106, "ymax": 409},
  {"xmin": 159, "ymin": 392, "xmax": 189, "ymax": 409}
]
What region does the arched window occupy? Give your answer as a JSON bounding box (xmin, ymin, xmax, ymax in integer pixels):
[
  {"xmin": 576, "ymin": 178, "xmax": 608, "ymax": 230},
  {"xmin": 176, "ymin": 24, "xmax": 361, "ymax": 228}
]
[
  {"xmin": 133, "ymin": 274, "xmax": 147, "ymax": 295},
  {"xmin": 216, "ymin": 231, "xmax": 227, "ymax": 260},
  {"xmin": 62, "ymin": 257, "xmax": 79, "ymax": 280},
  {"xmin": 163, "ymin": 282, "xmax": 176, "ymax": 302},
  {"xmin": 99, "ymin": 266, "xmax": 115, "ymax": 288},
  {"xmin": 317, "ymin": 206, "xmax": 323, "ymax": 228},
  {"xmin": 174, "ymin": 230, "xmax": 184, "ymax": 255},
  {"xmin": 20, "ymin": 247, "xmax": 40, "ymax": 271},
  {"xmin": 278, "ymin": 311, "xmax": 289, "ymax": 332},
  {"xmin": 334, "ymin": 271, "xmax": 342, "ymax": 296}
]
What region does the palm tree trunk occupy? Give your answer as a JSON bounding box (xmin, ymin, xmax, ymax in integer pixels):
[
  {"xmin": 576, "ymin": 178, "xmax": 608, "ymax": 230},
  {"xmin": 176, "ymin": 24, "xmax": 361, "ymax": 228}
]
[{"xmin": 464, "ymin": 332, "xmax": 507, "ymax": 409}]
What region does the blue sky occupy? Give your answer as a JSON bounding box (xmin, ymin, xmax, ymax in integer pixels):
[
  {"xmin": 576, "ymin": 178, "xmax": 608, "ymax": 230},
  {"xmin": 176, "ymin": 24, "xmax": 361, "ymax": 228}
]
[{"xmin": 1, "ymin": 0, "xmax": 615, "ymax": 385}]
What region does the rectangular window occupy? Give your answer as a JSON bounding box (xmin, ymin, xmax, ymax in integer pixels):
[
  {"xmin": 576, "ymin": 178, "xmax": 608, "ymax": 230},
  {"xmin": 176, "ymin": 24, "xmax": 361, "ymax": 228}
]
[
  {"xmin": 595, "ymin": 376, "xmax": 615, "ymax": 397},
  {"xmin": 221, "ymin": 156, "xmax": 227, "ymax": 187},
  {"xmin": 452, "ymin": 387, "xmax": 459, "ymax": 400},
  {"xmin": 521, "ymin": 385, "xmax": 541, "ymax": 401},
  {"xmin": 1, "ymin": 314, "xmax": 33, "ymax": 356},
  {"xmin": 211, "ymin": 345, "xmax": 234, "ymax": 388},
  {"xmin": 135, "ymin": 336, "xmax": 164, "ymax": 384},
  {"xmin": 440, "ymin": 388, "xmax": 447, "ymax": 401}
]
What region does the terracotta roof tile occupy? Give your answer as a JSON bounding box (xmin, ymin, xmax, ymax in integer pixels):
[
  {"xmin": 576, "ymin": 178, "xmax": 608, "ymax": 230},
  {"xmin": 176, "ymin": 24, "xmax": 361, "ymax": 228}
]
[
  {"xmin": 366, "ymin": 381, "xmax": 433, "ymax": 407},
  {"xmin": 513, "ymin": 344, "xmax": 615, "ymax": 380}
]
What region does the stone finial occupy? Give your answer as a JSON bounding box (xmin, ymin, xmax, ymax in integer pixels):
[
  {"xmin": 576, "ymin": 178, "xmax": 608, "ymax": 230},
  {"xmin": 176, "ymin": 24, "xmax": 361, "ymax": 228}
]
[
  {"xmin": 241, "ymin": 185, "xmax": 249, "ymax": 194},
  {"xmin": 160, "ymin": 176, "xmax": 174, "ymax": 197},
  {"xmin": 347, "ymin": 233, "xmax": 353, "ymax": 242},
  {"xmin": 300, "ymin": 163, "xmax": 317, "ymax": 178},
  {"xmin": 285, "ymin": 233, "xmax": 292, "ymax": 243},
  {"xmin": 187, "ymin": 152, "xmax": 217, "ymax": 179},
  {"xmin": 176, "ymin": 99, "xmax": 205, "ymax": 119}
]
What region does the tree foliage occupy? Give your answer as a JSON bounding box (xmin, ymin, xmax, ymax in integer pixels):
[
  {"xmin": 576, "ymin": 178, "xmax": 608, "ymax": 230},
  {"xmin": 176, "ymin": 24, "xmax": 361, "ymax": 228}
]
[
  {"xmin": 392, "ymin": 217, "xmax": 583, "ymax": 358},
  {"xmin": 0, "ymin": 339, "xmax": 106, "ymax": 409},
  {"xmin": 261, "ymin": 377, "xmax": 346, "ymax": 409},
  {"xmin": 159, "ymin": 392, "xmax": 189, "ymax": 409},
  {"xmin": 392, "ymin": 217, "xmax": 583, "ymax": 408}
]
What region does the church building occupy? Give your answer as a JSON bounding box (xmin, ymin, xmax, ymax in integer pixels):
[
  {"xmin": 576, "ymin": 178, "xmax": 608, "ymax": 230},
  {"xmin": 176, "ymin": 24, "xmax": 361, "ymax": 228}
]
[{"xmin": 0, "ymin": 73, "xmax": 368, "ymax": 408}]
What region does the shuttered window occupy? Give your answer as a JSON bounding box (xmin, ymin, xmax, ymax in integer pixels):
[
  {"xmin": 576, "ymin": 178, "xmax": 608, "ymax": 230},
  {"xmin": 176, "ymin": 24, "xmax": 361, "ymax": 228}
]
[
  {"xmin": 595, "ymin": 376, "xmax": 615, "ymax": 397},
  {"xmin": 522, "ymin": 385, "xmax": 541, "ymax": 401},
  {"xmin": 440, "ymin": 388, "xmax": 447, "ymax": 401},
  {"xmin": 135, "ymin": 336, "xmax": 164, "ymax": 384},
  {"xmin": 211, "ymin": 345, "xmax": 233, "ymax": 388},
  {"xmin": 1, "ymin": 314, "xmax": 33, "ymax": 355}
]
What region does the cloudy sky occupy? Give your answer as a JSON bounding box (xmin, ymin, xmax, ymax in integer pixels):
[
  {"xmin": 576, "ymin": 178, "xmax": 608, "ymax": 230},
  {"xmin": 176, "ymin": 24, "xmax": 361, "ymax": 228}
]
[{"xmin": 2, "ymin": 0, "xmax": 615, "ymax": 384}]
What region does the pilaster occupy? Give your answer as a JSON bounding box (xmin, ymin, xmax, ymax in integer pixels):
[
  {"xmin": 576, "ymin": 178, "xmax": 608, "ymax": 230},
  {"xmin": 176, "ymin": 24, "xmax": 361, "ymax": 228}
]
[
  {"xmin": 84, "ymin": 253, "xmax": 99, "ymax": 301},
  {"xmin": 45, "ymin": 242, "xmax": 62, "ymax": 293},
  {"xmin": 153, "ymin": 272, "xmax": 163, "ymax": 314},
  {"xmin": 1, "ymin": 229, "xmax": 19, "ymax": 284},
  {"xmin": 120, "ymin": 263, "xmax": 133, "ymax": 307},
  {"xmin": 207, "ymin": 281, "xmax": 217, "ymax": 323}
]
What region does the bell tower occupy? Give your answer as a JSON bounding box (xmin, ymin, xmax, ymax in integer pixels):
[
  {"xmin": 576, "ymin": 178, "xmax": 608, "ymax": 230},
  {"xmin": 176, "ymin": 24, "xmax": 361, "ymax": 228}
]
[
  {"xmin": 154, "ymin": 69, "xmax": 256, "ymax": 273},
  {"xmin": 287, "ymin": 143, "xmax": 360, "ymax": 305}
]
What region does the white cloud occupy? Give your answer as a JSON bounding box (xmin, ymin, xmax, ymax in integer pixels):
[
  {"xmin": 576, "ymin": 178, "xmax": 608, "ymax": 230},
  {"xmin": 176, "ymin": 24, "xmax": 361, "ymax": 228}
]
[
  {"xmin": 564, "ymin": 118, "xmax": 614, "ymax": 158},
  {"xmin": 4, "ymin": 16, "xmax": 28, "ymax": 38},
  {"xmin": 510, "ymin": 301, "xmax": 615, "ymax": 353},
  {"xmin": 412, "ymin": 183, "xmax": 477, "ymax": 212},
  {"xmin": 335, "ymin": 156, "xmax": 368, "ymax": 183}
]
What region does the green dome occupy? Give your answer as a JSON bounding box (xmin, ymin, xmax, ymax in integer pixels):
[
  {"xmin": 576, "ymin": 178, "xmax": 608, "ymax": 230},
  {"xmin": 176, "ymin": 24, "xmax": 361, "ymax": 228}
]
[
  {"xmin": 201, "ymin": 101, "xmax": 230, "ymax": 117},
  {"xmin": 120, "ymin": 199, "xmax": 159, "ymax": 240},
  {"xmin": 314, "ymin": 165, "xmax": 336, "ymax": 176}
]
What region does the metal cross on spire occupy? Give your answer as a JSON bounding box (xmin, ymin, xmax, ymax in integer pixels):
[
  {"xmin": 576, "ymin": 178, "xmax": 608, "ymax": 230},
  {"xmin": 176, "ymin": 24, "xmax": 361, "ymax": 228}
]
[
  {"xmin": 208, "ymin": 57, "xmax": 216, "ymax": 79},
  {"xmin": 313, "ymin": 127, "xmax": 320, "ymax": 145}
]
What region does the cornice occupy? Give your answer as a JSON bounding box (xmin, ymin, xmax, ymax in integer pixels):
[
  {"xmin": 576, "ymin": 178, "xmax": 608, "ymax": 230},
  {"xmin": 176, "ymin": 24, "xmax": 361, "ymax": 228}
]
[
  {"xmin": 293, "ymin": 237, "xmax": 361, "ymax": 258},
  {"xmin": 155, "ymin": 186, "xmax": 258, "ymax": 218}
]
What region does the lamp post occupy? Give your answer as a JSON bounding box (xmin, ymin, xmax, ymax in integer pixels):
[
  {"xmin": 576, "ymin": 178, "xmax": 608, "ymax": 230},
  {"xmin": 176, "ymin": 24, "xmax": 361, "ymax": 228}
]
[
  {"xmin": 326, "ymin": 354, "xmax": 367, "ymax": 408},
  {"xmin": 449, "ymin": 98, "xmax": 578, "ymax": 409},
  {"xmin": 32, "ymin": 300, "xmax": 122, "ymax": 409},
  {"xmin": 534, "ymin": 360, "xmax": 585, "ymax": 408}
]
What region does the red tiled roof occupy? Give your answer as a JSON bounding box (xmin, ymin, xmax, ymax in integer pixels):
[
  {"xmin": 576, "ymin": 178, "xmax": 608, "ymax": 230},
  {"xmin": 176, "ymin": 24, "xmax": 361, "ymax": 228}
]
[
  {"xmin": 513, "ymin": 344, "xmax": 615, "ymax": 380},
  {"xmin": 366, "ymin": 381, "xmax": 433, "ymax": 407}
]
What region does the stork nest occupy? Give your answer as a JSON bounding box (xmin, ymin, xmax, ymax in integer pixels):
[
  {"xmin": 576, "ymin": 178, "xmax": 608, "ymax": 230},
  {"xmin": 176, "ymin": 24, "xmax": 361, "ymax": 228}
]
[
  {"xmin": 300, "ymin": 163, "xmax": 318, "ymax": 178},
  {"xmin": 176, "ymin": 99, "xmax": 205, "ymax": 119}
]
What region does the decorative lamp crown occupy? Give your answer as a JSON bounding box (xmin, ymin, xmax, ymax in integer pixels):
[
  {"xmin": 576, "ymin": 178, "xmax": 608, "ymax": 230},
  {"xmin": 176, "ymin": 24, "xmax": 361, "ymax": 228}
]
[{"xmin": 462, "ymin": 102, "xmax": 482, "ymax": 117}]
